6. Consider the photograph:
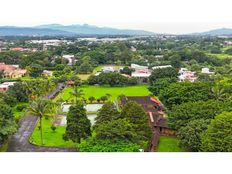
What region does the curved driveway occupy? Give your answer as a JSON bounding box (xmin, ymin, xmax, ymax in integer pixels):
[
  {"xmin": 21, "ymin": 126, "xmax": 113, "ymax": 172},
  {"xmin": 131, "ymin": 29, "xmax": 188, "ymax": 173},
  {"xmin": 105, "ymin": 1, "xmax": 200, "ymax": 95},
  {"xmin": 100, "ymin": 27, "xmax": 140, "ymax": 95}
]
[{"xmin": 7, "ymin": 83, "xmax": 77, "ymax": 152}]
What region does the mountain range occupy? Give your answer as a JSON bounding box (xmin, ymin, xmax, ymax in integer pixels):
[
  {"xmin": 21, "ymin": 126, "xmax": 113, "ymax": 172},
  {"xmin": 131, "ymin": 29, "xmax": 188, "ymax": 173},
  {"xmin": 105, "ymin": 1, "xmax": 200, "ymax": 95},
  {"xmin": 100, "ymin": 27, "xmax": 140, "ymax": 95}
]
[
  {"xmin": 1, "ymin": 24, "xmax": 232, "ymax": 36},
  {"xmin": 193, "ymin": 28, "xmax": 232, "ymax": 36},
  {"xmin": 0, "ymin": 24, "xmax": 155, "ymax": 36}
]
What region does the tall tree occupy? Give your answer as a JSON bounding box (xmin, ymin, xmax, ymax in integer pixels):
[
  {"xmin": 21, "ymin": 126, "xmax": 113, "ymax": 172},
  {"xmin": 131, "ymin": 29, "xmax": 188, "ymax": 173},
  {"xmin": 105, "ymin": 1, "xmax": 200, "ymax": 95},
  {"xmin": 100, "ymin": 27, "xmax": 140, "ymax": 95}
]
[
  {"xmin": 94, "ymin": 102, "xmax": 121, "ymax": 127},
  {"xmin": 121, "ymin": 101, "xmax": 152, "ymax": 143},
  {"xmin": 0, "ymin": 104, "xmax": 17, "ymax": 145},
  {"xmin": 168, "ymin": 100, "xmax": 232, "ymax": 130},
  {"xmin": 211, "ymin": 83, "xmax": 227, "ymax": 101},
  {"xmin": 28, "ymin": 98, "xmax": 54, "ymax": 145},
  {"xmin": 178, "ymin": 119, "xmax": 210, "ymax": 152},
  {"xmin": 149, "ymin": 67, "xmax": 178, "ymax": 83},
  {"xmin": 95, "ymin": 118, "xmax": 137, "ymax": 142},
  {"xmin": 201, "ymin": 112, "xmax": 232, "ymax": 152},
  {"xmin": 170, "ymin": 54, "xmax": 181, "ymax": 68},
  {"xmin": 63, "ymin": 101, "xmax": 91, "ymax": 143}
]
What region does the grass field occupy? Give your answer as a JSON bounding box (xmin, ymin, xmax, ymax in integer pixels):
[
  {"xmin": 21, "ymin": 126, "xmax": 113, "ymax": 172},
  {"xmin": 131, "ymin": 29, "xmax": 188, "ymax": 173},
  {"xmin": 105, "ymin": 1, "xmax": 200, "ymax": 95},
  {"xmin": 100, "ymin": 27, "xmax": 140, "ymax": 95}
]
[
  {"xmin": 55, "ymin": 85, "xmax": 150, "ymax": 102},
  {"xmin": 208, "ymin": 53, "xmax": 232, "ymax": 59},
  {"xmin": 30, "ymin": 118, "xmax": 76, "ymax": 147},
  {"xmin": 77, "ymin": 74, "xmax": 91, "ymax": 80},
  {"xmin": 77, "ymin": 65, "xmax": 124, "ymax": 81},
  {"xmin": 157, "ymin": 136, "xmax": 184, "ymax": 152}
]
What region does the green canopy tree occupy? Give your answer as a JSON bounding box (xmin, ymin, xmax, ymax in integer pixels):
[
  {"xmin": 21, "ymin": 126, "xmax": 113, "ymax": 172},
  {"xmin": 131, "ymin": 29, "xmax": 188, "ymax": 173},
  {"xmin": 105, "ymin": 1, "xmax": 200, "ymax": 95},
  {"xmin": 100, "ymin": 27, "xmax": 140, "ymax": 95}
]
[
  {"xmin": 94, "ymin": 102, "xmax": 121, "ymax": 127},
  {"xmin": 149, "ymin": 67, "xmax": 178, "ymax": 83},
  {"xmin": 121, "ymin": 101, "xmax": 152, "ymax": 143},
  {"xmin": 201, "ymin": 112, "xmax": 232, "ymax": 152},
  {"xmin": 63, "ymin": 101, "xmax": 91, "ymax": 143},
  {"xmin": 170, "ymin": 54, "xmax": 181, "ymax": 68},
  {"xmin": 168, "ymin": 100, "xmax": 232, "ymax": 130},
  {"xmin": 159, "ymin": 82, "xmax": 212, "ymax": 109},
  {"xmin": 95, "ymin": 118, "xmax": 137, "ymax": 142},
  {"xmin": 0, "ymin": 104, "xmax": 17, "ymax": 145},
  {"xmin": 28, "ymin": 63, "xmax": 43, "ymax": 77},
  {"xmin": 77, "ymin": 138, "xmax": 140, "ymax": 152},
  {"xmin": 178, "ymin": 119, "xmax": 210, "ymax": 152}
]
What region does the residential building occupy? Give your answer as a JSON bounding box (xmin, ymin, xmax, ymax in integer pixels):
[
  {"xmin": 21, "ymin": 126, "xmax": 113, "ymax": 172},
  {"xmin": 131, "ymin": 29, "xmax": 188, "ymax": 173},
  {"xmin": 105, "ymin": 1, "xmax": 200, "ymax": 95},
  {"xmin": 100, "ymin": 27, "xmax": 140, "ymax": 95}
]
[
  {"xmin": 62, "ymin": 55, "xmax": 75, "ymax": 66},
  {"xmin": 120, "ymin": 96, "xmax": 175, "ymax": 136},
  {"xmin": 42, "ymin": 70, "xmax": 53, "ymax": 77},
  {"xmin": 0, "ymin": 82, "xmax": 16, "ymax": 92},
  {"xmin": 152, "ymin": 65, "xmax": 172, "ymax": 70},
  {"xmin": 131, "ymin": 63, "xmax": 148, "ymax": 70},
  {"xmin": 0, "ymin": 62, "xmax": 27, "ymax": 78},
  {"xmin": 178, "ymin": 68, "xmax": 197, "ymax": 82},
  {"xmin": 131, "ymin": 64, "xmax": 151, "ymax": 82},
  {"xmin": 201, "ymin": 68, "xmax": 215, "ymax": 75},
  {"xmin": 102, "ymin": 66, "xmax": 115, "ymax": 73}
]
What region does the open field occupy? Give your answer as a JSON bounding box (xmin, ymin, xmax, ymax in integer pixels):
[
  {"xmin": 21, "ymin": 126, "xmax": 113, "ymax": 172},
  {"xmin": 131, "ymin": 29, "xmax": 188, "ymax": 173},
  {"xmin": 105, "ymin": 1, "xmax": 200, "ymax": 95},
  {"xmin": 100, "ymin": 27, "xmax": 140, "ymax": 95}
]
[
  {"xmin": 208, "ymin": 53, "xmax": 232, "ymax": 59},
  {"xmin": 77, "ymin": 74, "xmax": 91, "ymax": 80},
  {"xmin": 55, "ymin": 85, "xmax": 150, "ymax": 102},
  {"xmin": 30, "ymin": 118, "xmax": 76, "ymax": 147},
  {"xmin": 77, "ymin": 65, "xmax": 124, "ymax": 81},
  {"xmin": 157, "ymin": 136, "xmax": 184, "ymax": 152}
]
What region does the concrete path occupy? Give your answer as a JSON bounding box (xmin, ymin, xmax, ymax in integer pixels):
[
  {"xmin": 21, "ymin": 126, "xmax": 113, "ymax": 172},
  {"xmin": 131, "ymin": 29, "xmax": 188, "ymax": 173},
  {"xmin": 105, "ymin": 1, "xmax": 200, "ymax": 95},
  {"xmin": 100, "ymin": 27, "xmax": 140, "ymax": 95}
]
[
  {"xmin": 7, "ymin": 116, "xmax": 76, "ymax": 152},
  {"xmin": 7, "ymin": 83, "xmax": 77, "ymax": 152}
]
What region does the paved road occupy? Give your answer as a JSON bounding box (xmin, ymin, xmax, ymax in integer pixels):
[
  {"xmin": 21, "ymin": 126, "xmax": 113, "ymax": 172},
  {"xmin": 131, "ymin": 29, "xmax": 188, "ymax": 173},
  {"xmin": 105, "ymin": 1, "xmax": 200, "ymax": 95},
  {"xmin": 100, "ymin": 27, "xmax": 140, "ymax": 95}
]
[{"xmin": 7, "ymin": 83, "xmax": 77, "ymax": 152}]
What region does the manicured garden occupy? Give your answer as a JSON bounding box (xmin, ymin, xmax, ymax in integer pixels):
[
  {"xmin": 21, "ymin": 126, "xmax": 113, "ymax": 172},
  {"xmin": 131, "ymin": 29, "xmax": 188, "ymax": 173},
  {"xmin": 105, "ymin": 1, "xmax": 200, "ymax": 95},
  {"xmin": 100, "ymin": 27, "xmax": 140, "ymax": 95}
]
[
  {"xmin": 55, "ymin": 85, "xmax": 150, "ymax": 102},
  {"xmin": 30, "ymin": 118, "xmax": 76, "ymax": 147},
  {"xmin": 156, "ymin": 136, "xmax": 184, "ymax": 152}
]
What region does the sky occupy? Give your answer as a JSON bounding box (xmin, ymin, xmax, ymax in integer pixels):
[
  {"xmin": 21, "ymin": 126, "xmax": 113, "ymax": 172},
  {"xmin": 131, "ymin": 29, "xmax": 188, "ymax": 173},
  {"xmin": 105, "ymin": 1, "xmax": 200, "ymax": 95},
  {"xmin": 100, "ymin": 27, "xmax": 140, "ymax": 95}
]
[{"xmin": 1, "ymin": 0, "xmax": 232, "ymax": 34}]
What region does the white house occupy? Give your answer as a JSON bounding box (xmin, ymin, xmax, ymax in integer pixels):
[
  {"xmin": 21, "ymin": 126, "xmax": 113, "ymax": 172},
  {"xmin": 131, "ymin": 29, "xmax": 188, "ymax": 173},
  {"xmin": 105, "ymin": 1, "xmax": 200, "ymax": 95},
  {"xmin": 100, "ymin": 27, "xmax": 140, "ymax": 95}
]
[
  {"xmin": 131, "ymin": 70, "xmax": 151, "ymax": 78},
  {"xmin": 131, "ymin": 64, "xmax": 148, "ymax": 70},
  {"xmin": 152, "ymin": 65, "xmax": 172, "ymax": 70},
  {"xmin": 201, "ymin": 68, "xmax": 215, "ymax": 75},
  {"xmin": 0, "ymin": 82, "xmax": 16, "ymax": 92},
  {"xmin": 62, "ymin": 55, "xmax": 75, "ymax": 66},
  {"xmin": 42, "ymin": 70, "xmax": 53, "ymax": 77},
  {"xmin": 131, "ymin": 64, "xmax": 151, "ymax": 78},
  {"xmin": 154, "ymin": 55, "xmax": 164, "ymax": 59},
  {"xmin": 178, "ymin": 68, "xmax": 197, "ymax": 82},
  {"xmin": 102, "ymin": 66, "xmax": 115, "ymax": 73}
]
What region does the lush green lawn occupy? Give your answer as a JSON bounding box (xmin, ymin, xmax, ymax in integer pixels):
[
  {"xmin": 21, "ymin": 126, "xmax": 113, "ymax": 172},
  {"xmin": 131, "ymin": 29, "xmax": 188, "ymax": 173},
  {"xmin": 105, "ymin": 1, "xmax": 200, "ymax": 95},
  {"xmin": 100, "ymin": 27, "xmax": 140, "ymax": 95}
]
[
  {"xmin": 92, "ymin": 65, "xmax": 104, "ymax": 74},
  {"xmin": 30, "ymin": 118, "xmax": 76, "ymax": 147},
  {"xmin": 55, "ymin": 85, "xmax": 150, "ymax": 102},
  {"xmin": 157, "ymin": 136, "xmax": 184, "ymax": 152}
]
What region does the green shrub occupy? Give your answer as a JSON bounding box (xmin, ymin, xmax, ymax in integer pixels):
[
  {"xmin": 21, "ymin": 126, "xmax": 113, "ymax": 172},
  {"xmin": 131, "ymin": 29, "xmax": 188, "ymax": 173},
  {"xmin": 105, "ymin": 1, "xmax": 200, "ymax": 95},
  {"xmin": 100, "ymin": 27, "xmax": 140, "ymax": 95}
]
[{"xmin": 16, "ymin": 104, "xmax": 27, "ymax": 111}]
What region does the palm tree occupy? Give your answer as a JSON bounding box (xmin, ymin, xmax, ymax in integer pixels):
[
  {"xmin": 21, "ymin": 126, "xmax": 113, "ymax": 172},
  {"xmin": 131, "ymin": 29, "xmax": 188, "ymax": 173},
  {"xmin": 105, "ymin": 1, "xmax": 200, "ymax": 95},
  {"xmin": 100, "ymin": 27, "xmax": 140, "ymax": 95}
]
[
  {"xmin": 69, "ymin": 86, "xmax": 84, "ymax": 103},
  {"xmin": 211, "ymin": 83, "xmax": 226, "ymax": 101},
  {"xmin": 28, "ymin": 98, "xmax": 54, "ymax": 145}
]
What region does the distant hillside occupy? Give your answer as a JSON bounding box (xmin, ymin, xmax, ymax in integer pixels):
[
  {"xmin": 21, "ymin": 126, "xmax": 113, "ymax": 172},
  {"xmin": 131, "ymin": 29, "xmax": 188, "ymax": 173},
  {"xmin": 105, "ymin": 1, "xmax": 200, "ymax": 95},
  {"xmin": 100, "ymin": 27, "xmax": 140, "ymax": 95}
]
[
  {"xmin": 0, "ymin": 26, "xmax": 74, "ymax": 36},
  {"xmin": 35, "ymin": 24, "xmax": 155, "ymax": 36},
  {"xmin": 194, "ymin": 28, "xmax": 232, "ymax": 36}
]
